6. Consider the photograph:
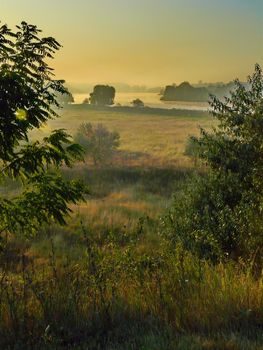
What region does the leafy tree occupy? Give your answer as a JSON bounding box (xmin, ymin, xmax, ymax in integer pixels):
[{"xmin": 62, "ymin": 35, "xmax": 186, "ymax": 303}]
[
  {"xmin": 131, "ymin": 98, "xmax": 144, "ymax": 108},
  {"xmin": 163, "ymin": 65, "xmax": 263, "ymax": 262},
  {"xmin": 89, "ymin": 85, "xmax": 115, "ymax": 106},
  {"xmin": 74, "ymin": 123, "xmax": 120, "ymax": 165},
  {"xmin": 0, "ymin": 22, "xmax": 87, "ymax": 237}
]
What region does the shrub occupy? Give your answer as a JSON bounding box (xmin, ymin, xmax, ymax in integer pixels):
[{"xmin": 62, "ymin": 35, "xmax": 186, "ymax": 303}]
[
  {"xmin": 162, "ymin": 65, "xmax": 263, "ymax": 263},
  {"xmin": 74, "ymin": 123, "xmax": 120, "ymax": 165}
]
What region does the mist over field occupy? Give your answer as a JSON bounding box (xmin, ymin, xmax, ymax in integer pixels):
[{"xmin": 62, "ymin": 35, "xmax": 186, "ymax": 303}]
[{"xmin": 0, "ymin": 1, "xmax": 263, "ymax": 349}]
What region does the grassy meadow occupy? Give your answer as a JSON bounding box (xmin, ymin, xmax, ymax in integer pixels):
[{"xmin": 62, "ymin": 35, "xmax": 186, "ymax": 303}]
[
  {"xmin": 1, "ymin": 106, "xmax": 263, "ymax": 349},
  {"xmin": 48, "ymin": 106, "xmax": 212, "ymax": 167},
  {"xmin": 36, "ymin": 106, "xmax": 213, "ymax": 235}
]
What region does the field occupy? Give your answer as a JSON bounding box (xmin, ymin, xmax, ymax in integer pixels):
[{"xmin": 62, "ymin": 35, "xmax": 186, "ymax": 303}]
[
  {"xmin": 2, "ymin": 106, "xmax": 263, "ymax": 350},
  {"xmin": 45, "ymin": 106, "xmax": 212, "ymax": 165},
  {"xmin": 36, "ymin": 106, "xmax": 213, "ymax": 234}
]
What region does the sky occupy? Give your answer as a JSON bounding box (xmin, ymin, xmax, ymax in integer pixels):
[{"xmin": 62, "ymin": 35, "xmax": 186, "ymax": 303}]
[{"xmin": 1, "ymin": 0, "xmax": 263, "ymax": 86}]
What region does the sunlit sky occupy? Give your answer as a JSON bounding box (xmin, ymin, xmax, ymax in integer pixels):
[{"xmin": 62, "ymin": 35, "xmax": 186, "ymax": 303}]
[{"xmin": 2, "ymin": 0, "xmax": 263, "ymax": 86}]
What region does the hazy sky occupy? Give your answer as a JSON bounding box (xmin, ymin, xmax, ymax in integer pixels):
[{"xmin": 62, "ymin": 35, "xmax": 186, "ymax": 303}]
[{"xmin": 2, "ymin": 0, "xmax": 263, "ymax": 85}]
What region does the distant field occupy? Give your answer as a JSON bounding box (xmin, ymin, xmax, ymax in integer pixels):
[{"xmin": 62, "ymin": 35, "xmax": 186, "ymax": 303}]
[{"xmin": 38, "ymin": 105, "xmax": 213, "ymax": 167}]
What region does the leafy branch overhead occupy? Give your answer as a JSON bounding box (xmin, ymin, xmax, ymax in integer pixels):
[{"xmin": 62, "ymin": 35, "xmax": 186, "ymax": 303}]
[{"xmin": 0, "ymin": 22, "xmax": 87, "ymax": 235}]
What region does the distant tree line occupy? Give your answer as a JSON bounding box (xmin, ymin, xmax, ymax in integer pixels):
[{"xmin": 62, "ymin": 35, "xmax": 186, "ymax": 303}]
[
  {"xmin": 161, "ymin": 81, "xmax": 236, "ymax": 102},
  {"xmin": 62, "ymin": 82, "xmax": 237, "ymax": 107}
]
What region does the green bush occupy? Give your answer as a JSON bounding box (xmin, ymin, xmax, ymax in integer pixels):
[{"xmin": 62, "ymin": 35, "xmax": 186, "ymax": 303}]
[{"xmin": 162, "ymin": 65, "xmax": 263, "ymax": 263}]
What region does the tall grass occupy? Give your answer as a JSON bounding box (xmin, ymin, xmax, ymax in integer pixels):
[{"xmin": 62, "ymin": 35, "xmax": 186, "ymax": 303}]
[{"xmin": 0, "ymin": 226, "xmax": 262, "ymax": 349}]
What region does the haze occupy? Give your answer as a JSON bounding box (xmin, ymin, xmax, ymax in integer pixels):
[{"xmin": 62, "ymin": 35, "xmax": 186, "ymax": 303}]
[{"xmin": 2, "ymin": 0, "xmax": 263, "ymax": 86}]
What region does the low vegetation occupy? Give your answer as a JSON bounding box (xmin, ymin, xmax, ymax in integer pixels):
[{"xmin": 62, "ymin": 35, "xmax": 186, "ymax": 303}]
[{"xmin": 74, "ymin": 123, "xmax": 120, "ymax": 166}]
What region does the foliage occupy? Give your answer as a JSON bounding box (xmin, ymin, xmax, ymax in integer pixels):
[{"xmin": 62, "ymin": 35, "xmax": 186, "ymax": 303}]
[
  {"xmin": 0, "ymin": 22, "xmax": 87, "ymax": 236},
  {"xmin": 131, "ymin": 98, "xmax": 144, "ymax": 108},
  {"xmin": 89, "ymin": 85, "xmax": 115, "ymax": 106},
  {"xmin": 163, "ymin": 65, "xmax": 263, "ymax": 262},
  {"xmin": 74, "ymin": 123, "xmax": 120, "ymax": 165}
]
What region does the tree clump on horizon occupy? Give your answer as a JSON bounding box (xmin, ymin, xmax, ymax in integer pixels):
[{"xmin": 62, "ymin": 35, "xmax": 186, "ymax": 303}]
[
  {"xmin": 161, "ymin": 81, "xmax": 237, "ymax": 102},
  {"xmin": 161, "ymin": 81, "xmax": 209, "ymax": 102},
  {"xmin": 89, "ymin": 85, "xmax": 115, "ymax": 106}
]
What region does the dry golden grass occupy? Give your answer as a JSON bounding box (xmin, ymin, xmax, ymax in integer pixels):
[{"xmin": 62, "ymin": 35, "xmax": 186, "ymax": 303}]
[
  {"xmin": 36, "ymin": 107, "xmax": 214, "ymax": 167},
  {"xmin": 71, "ymin": 189, "xmax": 165, "ymax": 232},
  {"xmin": 2, "ymin": 239, "xmax": 262, "ymax": 349}
]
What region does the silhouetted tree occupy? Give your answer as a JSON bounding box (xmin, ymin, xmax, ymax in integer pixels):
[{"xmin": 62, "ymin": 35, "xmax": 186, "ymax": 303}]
[
  {"xmin": 131, "ymin": 98, "xmax": 144, "ymax": 108},
  {"xmin": 161, "ymin": 82, "xmax": 209, "ymax": 102},
  {"xmin": 89, "ymin": 85, "xmax": 115, "ymax": 106}
]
